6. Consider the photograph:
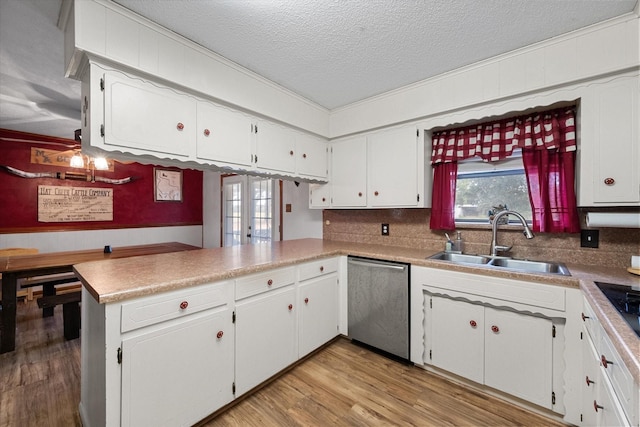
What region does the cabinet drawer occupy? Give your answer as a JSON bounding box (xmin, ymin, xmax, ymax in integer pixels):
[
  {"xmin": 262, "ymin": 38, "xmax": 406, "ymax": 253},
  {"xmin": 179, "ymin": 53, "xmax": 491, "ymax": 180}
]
[
  {"xmin": 235, "ymin": 267, "xmax": 295, "ymax": 300},
  {"xmin": 298, "ymin": 257, "xmax": 339, "ymax": 282},
  {"xmin": 121, "ymin": 281, "xmax": 231, "ymax": 333},
  {"xmin": 599, "ymin": 326, "xmax": 637, "ymax": 425},
  {"xmin": 581, "ymin": 297, "xmax": 599, "ymax": 343}
]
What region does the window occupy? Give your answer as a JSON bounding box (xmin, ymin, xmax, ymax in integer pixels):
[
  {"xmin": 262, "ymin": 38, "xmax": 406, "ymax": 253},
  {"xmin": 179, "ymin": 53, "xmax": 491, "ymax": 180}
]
[
  {"xmin": 455, "ymin": 151, "xmax": 532, "ymax": 223},
  {"xmin": 221, "ymin": 175, "xmax": 279, "ymax": 247}
]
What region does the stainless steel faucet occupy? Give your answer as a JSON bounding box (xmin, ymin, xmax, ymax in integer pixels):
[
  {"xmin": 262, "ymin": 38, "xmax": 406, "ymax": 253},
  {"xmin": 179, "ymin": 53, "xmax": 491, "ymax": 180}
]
[{"xmin": 490, "ymin": 210, "xmax": 534, "ymax": 256}]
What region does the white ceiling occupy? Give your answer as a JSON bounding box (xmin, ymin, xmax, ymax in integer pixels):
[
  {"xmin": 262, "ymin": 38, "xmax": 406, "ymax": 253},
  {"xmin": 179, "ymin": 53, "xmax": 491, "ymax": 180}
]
[{"xmin": 0, "ymin": 0, "xmax": 637, "ymax": 139}]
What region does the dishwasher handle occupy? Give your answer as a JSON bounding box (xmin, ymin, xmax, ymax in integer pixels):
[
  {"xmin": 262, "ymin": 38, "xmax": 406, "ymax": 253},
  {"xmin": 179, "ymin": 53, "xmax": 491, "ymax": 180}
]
[{"xmin": 348, "ymin": 259, "xmax": 407, "ymax": 271}]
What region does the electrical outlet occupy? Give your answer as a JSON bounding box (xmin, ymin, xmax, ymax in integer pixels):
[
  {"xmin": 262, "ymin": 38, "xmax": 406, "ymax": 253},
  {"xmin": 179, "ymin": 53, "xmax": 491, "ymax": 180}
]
[
  {"xmin": 580, "ymin": 229, "xmax": 599, "ymax": 248},
  {"xmin": 381, "ymin": 223, "xmax": 389, "ymax": 236}
]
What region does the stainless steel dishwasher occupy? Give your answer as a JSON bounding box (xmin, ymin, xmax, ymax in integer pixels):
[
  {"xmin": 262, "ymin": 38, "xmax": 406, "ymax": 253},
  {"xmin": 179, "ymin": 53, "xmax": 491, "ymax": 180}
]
[{"xmin": 347, "ymin": 256, "xmax": 410, "ymax": 360}]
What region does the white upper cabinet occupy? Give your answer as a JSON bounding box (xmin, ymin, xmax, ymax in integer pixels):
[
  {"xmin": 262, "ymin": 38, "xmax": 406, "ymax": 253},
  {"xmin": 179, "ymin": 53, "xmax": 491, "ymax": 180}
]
[
  {"xmin": 295, "ymin": 133, "xmax": 328, "ymax": 179},
  {"xmin": 254, "ymin": 120, "xmax": 297, "ymax": 174},
  {"xmin": 581, "ymin": 77, "xmax": 639, "ymax": 206},
  {"xmin": 102, "ymin": 71, "xmax": 196, "ymax": 159},
  {"xmin": 368, "ymin": 125, "xmax": 422, "ymax": 207},
  {"xmin": 313, "ymin": 124, "xmax": 428, "ymax": 209},
  {"xmin": 330, "ymin": 136, "xmax": 368, "ymax": 207},
  {"xmin": 196, "ymin": 101, "xmax": 253, "ymax": 168}
]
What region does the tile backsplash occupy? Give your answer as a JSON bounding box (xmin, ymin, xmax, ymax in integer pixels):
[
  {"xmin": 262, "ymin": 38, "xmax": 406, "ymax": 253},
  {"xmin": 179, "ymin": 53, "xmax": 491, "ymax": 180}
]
[{"xmin": 323, "ymin": 208, "xmax": 640, "ymax": 269}]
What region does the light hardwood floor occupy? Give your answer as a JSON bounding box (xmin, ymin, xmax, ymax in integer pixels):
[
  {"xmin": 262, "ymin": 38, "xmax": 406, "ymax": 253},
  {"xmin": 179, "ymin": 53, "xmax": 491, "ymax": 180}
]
[{"xmin": 1, "ymin": 299, "xmax": 566, "ymax": 426}]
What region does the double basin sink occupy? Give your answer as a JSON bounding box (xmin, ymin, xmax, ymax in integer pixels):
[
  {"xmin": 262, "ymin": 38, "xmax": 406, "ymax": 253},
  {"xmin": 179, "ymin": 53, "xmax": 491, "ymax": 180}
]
[{"xmin": 428, "ymin": 252, "xmax": 570, "ymax": 276}]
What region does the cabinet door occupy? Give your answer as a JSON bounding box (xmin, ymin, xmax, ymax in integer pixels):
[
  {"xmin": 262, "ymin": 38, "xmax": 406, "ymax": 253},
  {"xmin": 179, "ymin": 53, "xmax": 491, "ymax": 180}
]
[
  {"xmin": 309, "ymin": 183, "xmax": 331, "ymax": 208},
  {"xmin": 299, "ymin": 274, "xmax": 339, "ymax": 357},
  {"xmin": 254, "ymin": 120, "xmax": 296, "ymax": 173},
  {"xmin": 235, "ymin": 286, "xmax": 297, "ymax": 396},
  {"xmin": 430, "ymin": 296, "xmax": 484, "ymax": 384},
  {"xmin": 592, "ymin": 79, "xmax": 639, "ymax": 204},
  {"xmin": 330, "ymin": 137, "xmax": 367, "ymax": 207},
  {"xmin": 484, "ymin": 307, "xmax": 553, "ymax": 409},
  {"xmin": 103, "ymin": 71, "xmax": 196, "ymax": 157},
  {"xmin": 595, "ymin": 372, "xmax": 632, "ymax": 427},
  {"xmin": 196, "ymin": 101, "xmax": 253, "ymax": 167},
  {"xmin": 120, "ymin": 309, "xmax": 233, "ymax": 427},
  {"xmin": 296, "ymin": 133, "xmax": 328, "ymax": 179},
  {"xmin": 581, "ymin": 327, "xmax": 599, "ymax": 426},
  {"xmin": 368, "ymin": 126, "xmax": 419, "ymax": 207}
]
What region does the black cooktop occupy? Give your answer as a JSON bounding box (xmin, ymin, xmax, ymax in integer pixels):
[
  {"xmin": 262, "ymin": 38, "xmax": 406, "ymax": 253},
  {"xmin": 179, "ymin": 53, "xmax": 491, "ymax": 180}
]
[{"xmin": 595, "ymin": 282, "xmax": 640, "ymax": 338}]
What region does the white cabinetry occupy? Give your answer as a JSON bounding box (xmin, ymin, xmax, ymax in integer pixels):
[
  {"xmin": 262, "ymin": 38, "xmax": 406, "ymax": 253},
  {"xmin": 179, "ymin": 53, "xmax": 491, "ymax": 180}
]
[
  {"xmin": 121, "ymin": 310, "xmax": 233, "ymax": 427},
  {"xmin": 196, "ymin": 101, "xmax": 253, "ymax": 168},
  {"xmin": 82, "ymin": 62, "xmax": 328, "ymax": 181},
  {"xmin": 330, "ymin": 136, "xmax": 368, "ymax": 207},
  {"xmin": 579, "ymin": 76, "xmax": 640, "ymax": 206},
  {"xmin": 254, "ymin": 120, "xmax": 297, "ymax": 174},
  {"xmin": 367, "ymin": 125, "xmax": 422, "ymax": 207},
  {"xmin": 102, "ymin": 70, "xmax": 196, "ymax": 159},
  {"xmin": 429, "ymin": 296, "xmax": 553, "ymax": 409},
  {"xmin": 234, "ymin": 267, "xmax": 297, "ymax": 396},
  {"xmin": 298, "ymin": 258, "xmax": 339, "ymax": 358},
  {"xmin": 296, "ymin": 133, "xmax": 328, "ymax": 180},
  {"xmin": 80, "ymin": 257, "xmax": 342, "ymax": 426},
  {"xmin": 413, "ymin": 266, "xmax": 580, "ymax": 417},
  {"xmin": 80, "ymin": 280, "xmax": 234, "ymax": 427},
  {"xmin": 580, "ymin": 298, "xmax": 637, "ymax": 426},
  {"xmin": 310, "ymin": 124, "xmax": 428, "ymax": 209}
]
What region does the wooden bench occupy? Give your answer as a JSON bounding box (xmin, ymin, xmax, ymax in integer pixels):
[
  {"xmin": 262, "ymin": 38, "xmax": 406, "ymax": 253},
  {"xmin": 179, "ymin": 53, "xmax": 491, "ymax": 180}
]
[
  {"xmin": 37, "ymin": 291, "xmax": 81, "ymax": 340},
  {"xmin": 19, "ymin": 273, "xmax": 80, "ymax": 317}
]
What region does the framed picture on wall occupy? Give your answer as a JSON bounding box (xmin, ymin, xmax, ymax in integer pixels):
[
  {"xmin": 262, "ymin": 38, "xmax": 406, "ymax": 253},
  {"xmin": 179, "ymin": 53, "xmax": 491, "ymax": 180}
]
[{"xmin": 154, "ymin": 168, "xmax": 183, "ymax": 202}]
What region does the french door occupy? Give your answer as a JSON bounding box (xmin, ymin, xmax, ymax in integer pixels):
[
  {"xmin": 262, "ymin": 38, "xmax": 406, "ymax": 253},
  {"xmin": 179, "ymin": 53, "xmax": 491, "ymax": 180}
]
[{"xmin": 222, "ymin": 175, "xmax": 279, "ymax": 247}]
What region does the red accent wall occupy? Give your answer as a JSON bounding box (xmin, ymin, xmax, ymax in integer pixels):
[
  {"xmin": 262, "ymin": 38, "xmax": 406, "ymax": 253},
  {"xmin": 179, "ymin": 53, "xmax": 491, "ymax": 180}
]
[{"xmin": 0, "ymin": 130, "xmax": 203, "ymax": 232}]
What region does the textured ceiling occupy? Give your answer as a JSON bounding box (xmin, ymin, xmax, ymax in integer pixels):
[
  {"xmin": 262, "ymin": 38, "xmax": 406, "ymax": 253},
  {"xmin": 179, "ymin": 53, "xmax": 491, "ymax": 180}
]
[
  {"xmin": 114, "ymin": 0, "xmax": 638, "ymax": 109},
  {"xmin": 0, "ymin": 0, "xmax": 637, "ymax": 139}
]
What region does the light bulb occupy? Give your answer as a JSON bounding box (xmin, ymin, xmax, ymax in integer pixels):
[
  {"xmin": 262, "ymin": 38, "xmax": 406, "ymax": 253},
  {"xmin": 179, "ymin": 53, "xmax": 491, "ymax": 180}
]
[
  {"xmin": 93, "ymin": 157, "xmax": 109, "ymax": 170},
  {"xmin": 70, "ymin": 152, "xmax": 85, "ymax": 168}
]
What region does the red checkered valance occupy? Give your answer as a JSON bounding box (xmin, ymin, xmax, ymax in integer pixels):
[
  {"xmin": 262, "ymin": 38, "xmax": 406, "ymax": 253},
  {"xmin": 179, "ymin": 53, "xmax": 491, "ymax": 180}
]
[{"xmin": 431, "ymin": 108, "xmax": 576, "ymax": 165}]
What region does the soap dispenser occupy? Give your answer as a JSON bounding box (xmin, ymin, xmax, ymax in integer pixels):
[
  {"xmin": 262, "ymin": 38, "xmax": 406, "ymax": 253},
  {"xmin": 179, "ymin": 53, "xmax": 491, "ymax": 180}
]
[{"xmin": 454, "ymin": 231, "xmax": 464, "ymax": 253}]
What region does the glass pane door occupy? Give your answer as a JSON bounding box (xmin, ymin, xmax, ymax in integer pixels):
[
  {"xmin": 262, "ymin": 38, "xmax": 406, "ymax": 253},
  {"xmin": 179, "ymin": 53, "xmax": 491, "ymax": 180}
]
[{"xmin": 222, "ymin": 175, "xmax": 276, "ymax": 247}]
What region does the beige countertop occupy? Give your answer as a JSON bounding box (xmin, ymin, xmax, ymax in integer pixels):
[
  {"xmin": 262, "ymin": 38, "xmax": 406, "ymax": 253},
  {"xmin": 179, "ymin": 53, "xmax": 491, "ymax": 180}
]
[{"xmin": 73, "ymin": 238, "xmax": 639, "ymax": 378}]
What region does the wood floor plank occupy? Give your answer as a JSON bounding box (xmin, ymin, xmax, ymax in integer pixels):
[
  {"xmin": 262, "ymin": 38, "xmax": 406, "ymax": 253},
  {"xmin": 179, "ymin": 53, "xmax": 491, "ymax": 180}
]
[{"xmin": 2, "ymin": 299, "xmax": 568, "ymax": 427}]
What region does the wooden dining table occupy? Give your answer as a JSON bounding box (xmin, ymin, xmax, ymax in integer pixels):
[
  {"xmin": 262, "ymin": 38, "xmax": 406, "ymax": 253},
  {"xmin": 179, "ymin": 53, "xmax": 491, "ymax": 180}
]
[{"xmin": 0, "ymin": 242, "xmax": 200, "ymax": 353}]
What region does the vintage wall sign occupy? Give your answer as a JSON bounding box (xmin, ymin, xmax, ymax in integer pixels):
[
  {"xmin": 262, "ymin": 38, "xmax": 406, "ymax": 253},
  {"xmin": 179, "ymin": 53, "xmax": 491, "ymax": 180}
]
[{"xmin": 37, "ymin": 185, "xmax": 113, "ymax": 222}]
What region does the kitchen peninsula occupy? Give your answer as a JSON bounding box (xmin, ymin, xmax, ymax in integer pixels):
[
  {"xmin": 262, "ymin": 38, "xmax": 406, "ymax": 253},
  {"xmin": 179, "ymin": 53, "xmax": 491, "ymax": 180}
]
[{"xmin": 74, "ymin": 238, "xmax": 639, "ymax": 427}]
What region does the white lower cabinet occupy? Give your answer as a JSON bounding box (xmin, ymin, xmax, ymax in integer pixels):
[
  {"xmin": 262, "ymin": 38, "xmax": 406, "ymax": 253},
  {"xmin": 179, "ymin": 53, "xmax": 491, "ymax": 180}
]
[
  {"xmin": 298, "ymin": 261, "xmax": 339, "ymax": 358},
  {"xmin": 234, "ymin": 285, "xmax": 297, "ymax": 396},
  {"xmin": 121, "ymin": 309, "xmax": 234, "ymax": 427},
  {"xmin": 580, "ymin": 298, "xmax": 637, "ymax": 426},
  {"xmin": 428, "ymin": 295, "xmax": 553, "ymax": 409}
]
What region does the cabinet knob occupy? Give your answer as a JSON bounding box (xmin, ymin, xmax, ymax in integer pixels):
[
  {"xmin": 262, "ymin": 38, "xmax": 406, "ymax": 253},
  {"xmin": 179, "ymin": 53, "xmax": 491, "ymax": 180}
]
[
  {"xmin": 491, "ymin": 325, "xmax": 500, "ymax": 333},
  {"xmin": 176, "ymin": 122, "xmax": 184, "ymax": 131},
  {"xmin": 593, "ymin": 400, "xmax": 604, "ymax": 412},
  {"xmin": 374, "ymin": 191, "xmax": 379, "ymax": 196},
  {"xmin": 216, "ymin": 331, "xmax": 224, "ymax": 339},
  {"xmin": 600, "ymin": 354, "xmax": 613, "ymax": 368},
  {"xmin": 321, "ymin": 197, "xmax": 326, "ymax": 202},
  {"xmin": 289, "ymin": 150, "xmax": 294, "ymax": 156},
  {"xmin": 358, "ymin": 192, "xmax": 363, "ymax": 197},
  {"xmin": 267, "ymin": 279, "xmax": 273, "ymax": 286},
  {"xmin": 581, "ymin": 312, "xmax": 590, "ymax": 321},
  {"xmin": 179, "ymin": 301, "xmax": 188, "ymax": 310},
  {"xmin": 303, "ymin": 153, "xmax": 307, "ymax": 159},
  {"xmin": 304, "ymin": 297, "xmax": 309, "ymax": 304},
  {"xmin": 469, "ymin": 320, "xmax": 477, "ymax": 328},
  {"xmin": 204, "ymin": 128, "xmax": 210, "ymax": 137},
  {"xmin": 603, "ymin": 177, "xmax": 615, "ymax": 185},
  {"xmin": 320, "ymin": 266, "xmax": 324, "ymax": 272},
  {"xmin": 288, "ymin": 304, "xmax": 293, "ymax": 311},
  {"xmin": 585, "ymin": 375, "xmax": 594, "ymax": 386}
]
